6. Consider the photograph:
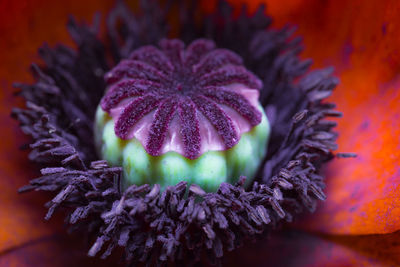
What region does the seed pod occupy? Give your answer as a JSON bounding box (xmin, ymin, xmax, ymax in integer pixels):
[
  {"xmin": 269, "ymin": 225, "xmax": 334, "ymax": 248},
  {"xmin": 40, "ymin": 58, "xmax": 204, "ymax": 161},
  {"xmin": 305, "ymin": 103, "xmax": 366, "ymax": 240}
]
[{"xmin": 95, "ymin": 39, "xmax": 270, "ymax": 191}]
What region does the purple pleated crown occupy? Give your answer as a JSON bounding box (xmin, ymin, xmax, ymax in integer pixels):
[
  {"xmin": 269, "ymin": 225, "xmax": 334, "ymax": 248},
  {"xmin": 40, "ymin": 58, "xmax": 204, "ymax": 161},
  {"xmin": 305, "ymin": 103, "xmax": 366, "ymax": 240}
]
[{"xmin": 100, "ymin": 39, "xmax": 263, "ymax": 159}]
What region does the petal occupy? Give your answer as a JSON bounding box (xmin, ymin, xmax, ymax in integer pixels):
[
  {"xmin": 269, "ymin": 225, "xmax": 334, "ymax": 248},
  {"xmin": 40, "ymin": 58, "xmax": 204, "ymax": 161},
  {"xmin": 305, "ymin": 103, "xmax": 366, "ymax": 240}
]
[
  {"xmin": 266, "ymin": 0, "xmax": 400, "ymax": 235},
  {"xmin": 0, "ymin": 233, "xmax": 118, "ymax": 267},
  {"xmin": 302, "ymin": 79, "xmax": 400, "ymax": 235},
  {"xmin": 0, "ymin": 0, "xmax": 114, "ymax": 263},
  {"xmin": 216, "ymin": 0, "xmax": 400, "ymax": 235},
  {"xmin": 0, "ymin": 127, "xmax": 61, "ymax": 253},
  {"xmin": 0, "ymin": 0, "xmax": 114, "ymax": 87},
  {"xmin": 221, "ymin": 229, "xmax": 400, "ymax": 267}
]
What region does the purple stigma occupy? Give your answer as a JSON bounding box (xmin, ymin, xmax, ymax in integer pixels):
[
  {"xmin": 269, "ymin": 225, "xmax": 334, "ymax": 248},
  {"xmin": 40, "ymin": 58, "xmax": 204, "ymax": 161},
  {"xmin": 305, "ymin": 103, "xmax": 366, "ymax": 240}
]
[{"xmin": 101, "ymin": 38, "xmax": 263, "ymax": 159}]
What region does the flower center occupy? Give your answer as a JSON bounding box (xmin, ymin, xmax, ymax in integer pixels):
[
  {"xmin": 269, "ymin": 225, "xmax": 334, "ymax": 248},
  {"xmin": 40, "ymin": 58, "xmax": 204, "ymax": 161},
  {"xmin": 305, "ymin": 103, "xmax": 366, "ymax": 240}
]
[
  {"xmin": 170, "ymin": 71, "xmax": 197, "ymax": 95},
  {"xmin": 100, "ymin": 38, "xmax": 264, "ymax": 160}
]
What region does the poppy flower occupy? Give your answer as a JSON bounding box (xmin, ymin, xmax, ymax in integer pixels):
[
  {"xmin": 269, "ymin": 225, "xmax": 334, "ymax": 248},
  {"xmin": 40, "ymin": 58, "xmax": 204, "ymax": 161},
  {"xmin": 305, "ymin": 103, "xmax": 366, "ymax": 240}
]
[{"xmin": 1, "ymin": 0, "xmax": 400, "ymax": 266}]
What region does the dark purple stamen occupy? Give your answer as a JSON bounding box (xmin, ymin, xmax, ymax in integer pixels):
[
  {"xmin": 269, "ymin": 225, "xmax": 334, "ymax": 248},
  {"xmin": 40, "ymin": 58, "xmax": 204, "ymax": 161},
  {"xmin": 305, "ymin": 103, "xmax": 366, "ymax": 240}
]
[{"xmin": 101, "ymin": 38, "xmax": 263, "ymax": 158}]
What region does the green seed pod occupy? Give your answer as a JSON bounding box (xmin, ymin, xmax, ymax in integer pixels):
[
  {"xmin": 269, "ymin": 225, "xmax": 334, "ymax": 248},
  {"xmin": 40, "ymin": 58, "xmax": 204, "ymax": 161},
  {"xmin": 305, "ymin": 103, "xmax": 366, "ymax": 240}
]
[
  {"xmin": 95, "ymin": 38, "xmax": 271, "ymax": 192},
  {"xmin": 95, "ymin": 106, "xmax": 269, "ymax": 191}
]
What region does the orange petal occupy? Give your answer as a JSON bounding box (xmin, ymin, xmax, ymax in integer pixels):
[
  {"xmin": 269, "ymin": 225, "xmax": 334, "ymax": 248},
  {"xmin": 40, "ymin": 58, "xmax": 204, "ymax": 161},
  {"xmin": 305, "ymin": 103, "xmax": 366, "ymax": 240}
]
[
  {"xmin": 0, "ymin": 232, "xmax": 119, "ymax": 267},
  {"xmin": 271, "ymin": 0, "xmax": 400, "ymax": 235},
  {"xmin": 305, "ymin": 82, "xmax": 400, "ymax": 235},
  {"xmin": 224, "ymin": 0, "xmax": 400, "ymax": 234},
  {"xmin": 0, "ymin": 124, "xmax": 61, "ymax": 252},
  {"xmin": 313, "ymin": 0, "xmax": 400, "ymax": 235},
  {"xmin": 0, "ymin": 0, "xmax": 113, "ymax": 262},
  {"xmin": 222, "ymin": 229, "xmax": 400, "ymax": 267}
]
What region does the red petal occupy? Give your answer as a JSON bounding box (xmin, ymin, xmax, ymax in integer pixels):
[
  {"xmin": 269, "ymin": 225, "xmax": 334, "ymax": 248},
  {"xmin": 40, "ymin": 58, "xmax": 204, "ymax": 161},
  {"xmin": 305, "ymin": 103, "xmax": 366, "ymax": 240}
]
[
  {"xmin": 221, "ymin": 229, "xmax": 400, "ymax": 267},
  {"xmin": 267, "ymin": 0, "xmax": 400, "ymax": 235},
  {"xmin": 204, "ymin": 0, "xmax": 400, "ymax": 235},
  {"xmin": 0, "ymin": 0, "xmax": 114, "ymax": 263},
  {"xmin": 302, "ymin": 80, "xmax": 400, "ymax": 235},
  {"xmin": 0, "ymin": 233, "xmax": 118, "ymax": 267},
  {"xmin": 0, "ymin": 129, "xmax": 60, "ymax": 253},
  {"xmin": 215, "ymin": 0, "xmax": 400, "ymax": 235}
]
